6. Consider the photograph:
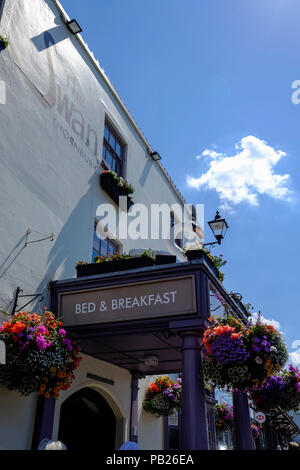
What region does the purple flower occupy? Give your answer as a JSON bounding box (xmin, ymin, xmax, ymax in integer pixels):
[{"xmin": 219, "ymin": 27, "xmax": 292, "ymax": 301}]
[
  {"xmin": 296, "ymin": 383, "xmax": 300, "ymax": 393},
  {"xmin": 36, "ymin": 335, "xmax": 48, "ymax": 350},
  {"xmin": 37, "ymin": 325, "xmax": 46, "ymax": 334},
  {"xmin": 211, "ymin": 334, "xmax": 250, "ymax": 364},
  {"xmin": 27, "ymin": 334, "xmax": 33, "ymax": 340},
  {"xmin": 58, "ymin": 328, "xmax": 66, "ymax": 337},
  {"xmin": 63, "ymin": 338, "xmax": 73, "ymax": 351}
]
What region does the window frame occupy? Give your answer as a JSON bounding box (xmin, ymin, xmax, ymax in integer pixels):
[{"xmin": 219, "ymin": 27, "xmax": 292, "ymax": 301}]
[
  {"xmin": 92, "ymin": 219, "xmax": 120, "ymax": 261},
  {"xmin": 101, "ymin": 119, "xmax": 126, "ymax": 177}
]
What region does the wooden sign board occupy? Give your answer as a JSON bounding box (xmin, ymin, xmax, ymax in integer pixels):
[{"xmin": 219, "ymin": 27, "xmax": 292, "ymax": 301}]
[{"xmin": 59, "ymin": 275, "xmax": 197, "ymax": 326}]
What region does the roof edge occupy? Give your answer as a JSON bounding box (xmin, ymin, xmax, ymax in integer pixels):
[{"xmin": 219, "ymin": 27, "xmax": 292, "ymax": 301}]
[{"xmin": 52, "ymin": 0, "xmax": 187, "ymax": 207}]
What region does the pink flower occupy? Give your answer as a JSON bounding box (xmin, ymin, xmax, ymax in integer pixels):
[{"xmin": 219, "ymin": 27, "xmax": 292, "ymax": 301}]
[
  {"xmin": 36, "ymin": 335, "xmax": 47, "ymax": 350},
  {"xmin": 37, "ymin": 325, "xmax": 46, "ymax": 334}
]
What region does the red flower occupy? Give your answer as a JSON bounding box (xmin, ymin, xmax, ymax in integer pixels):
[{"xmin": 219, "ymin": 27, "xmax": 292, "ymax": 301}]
[{"xmin": 12, "ymin": 322, "xmax": 26, "ymax": 334}]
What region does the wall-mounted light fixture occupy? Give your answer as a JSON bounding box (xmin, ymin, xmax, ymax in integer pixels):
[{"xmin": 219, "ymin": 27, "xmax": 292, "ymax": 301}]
[
  {"xmin": 150, "ymin": 151, "xmax": 161, "ymax": 162},
  {"xmin": 144, "ymin": 355, "xmax": 159, "ymax": 367},
  {"xmin": 65, "ymin": 19, "xmax": 83, "ymax": 35},
  {"xmin": 203, "ymin": 210, "xmax": 229, "ymax": 248}
]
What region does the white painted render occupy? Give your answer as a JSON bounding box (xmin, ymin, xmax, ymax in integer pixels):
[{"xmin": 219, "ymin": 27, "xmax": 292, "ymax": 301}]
[{"xmin": 0, "ymin": 0, "xmax": 188, "ymax": 449}]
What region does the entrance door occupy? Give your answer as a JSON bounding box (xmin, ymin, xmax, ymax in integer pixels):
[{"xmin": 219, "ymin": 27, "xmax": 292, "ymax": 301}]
[{"xmin": 58, "ymin": 387, "xmax": 117, "ymax": 450}]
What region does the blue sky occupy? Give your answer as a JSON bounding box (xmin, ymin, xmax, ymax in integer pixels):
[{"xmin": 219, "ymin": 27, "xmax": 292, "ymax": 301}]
[{"xmin": 60, "ymin": 0, "xmax": 300, "ymax": 362}]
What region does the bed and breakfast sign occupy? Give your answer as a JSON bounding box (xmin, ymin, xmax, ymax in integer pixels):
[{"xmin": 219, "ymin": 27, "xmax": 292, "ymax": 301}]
[{"xmin": 59, "ymin": 275, "xmax": 197, "ymax": 326}]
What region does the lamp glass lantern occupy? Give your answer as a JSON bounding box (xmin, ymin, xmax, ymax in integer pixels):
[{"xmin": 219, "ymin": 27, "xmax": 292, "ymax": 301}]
[
  {"xmin": 66, "ymin": 19, "xmax": 82, "ymax": 35},
  {"xmin": 208, "ymin": 211, "xmax": 228, "ymax": 244}
]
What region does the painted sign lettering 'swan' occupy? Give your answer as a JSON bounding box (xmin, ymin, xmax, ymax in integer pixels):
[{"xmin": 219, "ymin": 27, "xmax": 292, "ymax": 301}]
[{"xmin": 42, "ymin": 31, "xmax": 101, "ymax": 171}]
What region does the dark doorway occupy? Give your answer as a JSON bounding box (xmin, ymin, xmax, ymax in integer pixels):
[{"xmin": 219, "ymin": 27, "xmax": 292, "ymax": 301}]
[{"xmin": 58, "ymin": 387, "xmax": 117, "ymax": 450}]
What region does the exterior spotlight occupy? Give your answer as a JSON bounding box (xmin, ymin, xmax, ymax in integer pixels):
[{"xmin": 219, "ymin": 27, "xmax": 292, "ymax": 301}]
[
  {"xmin": 66, "ymin": 19, "xmax": 83, "ymax": 35},
  {"xmin": 150, "ymin": 151, "xmax": 161, "ymax": 161},
  {"xmin": 203, "ymin": 211, "xmax": 228, "ymax": 247}
]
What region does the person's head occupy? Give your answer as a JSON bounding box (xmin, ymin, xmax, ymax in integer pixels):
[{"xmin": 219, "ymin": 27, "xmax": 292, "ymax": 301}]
[
  {"xmin": 38, "ymin": 438, "xmax": 67, "ymax": 450},
  {"xmin": 118, "ymin": 441, "xmax": 139, "ymax": 450}
]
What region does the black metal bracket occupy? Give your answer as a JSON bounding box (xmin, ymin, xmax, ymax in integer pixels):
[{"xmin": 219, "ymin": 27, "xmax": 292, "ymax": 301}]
[
  {"xmin": 11, "ymin": 286, "xmax": 44, "ymax": 315},
  {"xmin": 202, "ymin": 241, "xmax": 220, "ymax": 248}
]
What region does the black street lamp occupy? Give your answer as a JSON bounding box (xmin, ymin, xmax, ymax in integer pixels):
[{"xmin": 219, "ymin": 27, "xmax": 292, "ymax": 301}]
[{"xmin": 203, "ymin": 210, "xmax": 228, "ymax": 247}]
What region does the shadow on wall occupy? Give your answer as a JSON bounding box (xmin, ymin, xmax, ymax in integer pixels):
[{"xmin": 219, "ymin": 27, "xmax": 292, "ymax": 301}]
[
  {"xmin": 0, "ymin": 172, "xmax": 100, "ymax": 315},
  {"xmin": 0, "ymin": 234, "xmax": 27, "ymax": 280},
  {"xmin": 33, "ymin": 173, "xmax": 100, "ymax": 310},
  {"xmin": 31, "ymin": 25, "xmax": 67, "ymax": 52}
]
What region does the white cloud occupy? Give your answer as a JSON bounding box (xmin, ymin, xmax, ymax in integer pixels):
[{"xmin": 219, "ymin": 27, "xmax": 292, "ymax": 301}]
[
  {"xmin": 290, "ymin": 340, "xmax": 300, "ymax": 368},
  {"xmin": 187, "ymin": 136, "xmax": 292, "ymax": 210},
  {"xmin": 289, "ymin": 351, "xmax": 300, "ymax": 367},
  {"xmin": 250, "ymin": 312, "xmax": 281, "ymax": 331}
]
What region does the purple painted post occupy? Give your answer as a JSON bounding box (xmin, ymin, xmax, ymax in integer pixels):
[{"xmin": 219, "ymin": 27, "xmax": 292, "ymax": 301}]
[
  {"xmin": 163, "ymin": 416, "xmax": 169, "ymax": 450},
  {"xmin": 232, "ymin": 391, "xmax": 254, "ymax": 450},
  {"xmin": 130, "ymin": 374, "xmax": 139, "ymax": 443},
  {"xmin": 181, "ymin": 331, "xmax": 209, "ymax": 450},
  {"xmin": 38, "ymin": 398, "xmax": 56, "ymax": 445}
]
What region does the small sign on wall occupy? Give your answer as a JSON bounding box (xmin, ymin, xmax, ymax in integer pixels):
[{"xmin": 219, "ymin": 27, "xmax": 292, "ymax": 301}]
[{"xmin": 255, "ymin": 411, "xmax": 266, "ymax": 424}]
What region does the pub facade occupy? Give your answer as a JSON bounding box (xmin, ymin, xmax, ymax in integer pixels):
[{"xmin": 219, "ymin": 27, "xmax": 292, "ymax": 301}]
[{"xmin": 0, "ymin": 0, "xmax": 298, "ymax": 451}]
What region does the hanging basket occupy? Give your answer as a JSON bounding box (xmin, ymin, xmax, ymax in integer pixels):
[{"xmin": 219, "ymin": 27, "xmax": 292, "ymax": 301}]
[
  {"xmin": 143, "ymin": 376, "xmax": 181, "ymax": 417},
  {"xmin": 202, "ymin": 315, "xmax": 288, "ymax": 390},
  {"xmin": 214, "ymin": 403, "xmax": 234, "ymax": 435},
  {"xmin": 0, "ymin": 311, "xmax": 82, "ymax": 398},
  {"xmin": 250, "ymin": 365, "xmax": 300, "ymax": 413}
]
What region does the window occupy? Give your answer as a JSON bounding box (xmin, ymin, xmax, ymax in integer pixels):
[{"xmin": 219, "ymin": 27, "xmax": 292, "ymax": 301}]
[
  {"xmin": 102, "ymin": 121, "xmax": 124, "ymax": 176},
  {"xmin": 92, "ymin": 220, "xmax": 119, "ymax": 261}
]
